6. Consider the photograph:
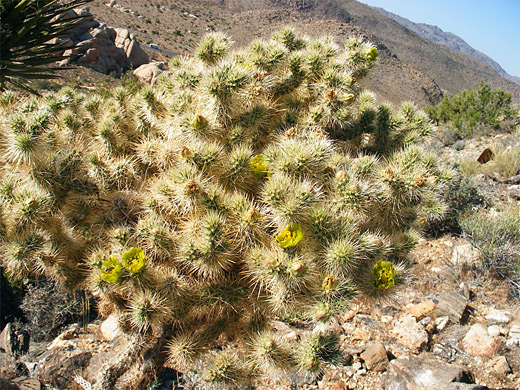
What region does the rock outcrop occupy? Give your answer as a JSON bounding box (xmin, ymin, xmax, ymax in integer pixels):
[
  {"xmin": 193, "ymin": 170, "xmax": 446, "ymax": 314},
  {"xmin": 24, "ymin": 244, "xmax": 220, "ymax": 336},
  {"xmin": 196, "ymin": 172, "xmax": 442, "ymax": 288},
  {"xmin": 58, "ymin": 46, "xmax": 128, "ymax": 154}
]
[{"xmin": 58, "ymin": 7, "xmax": 149, "ymax": 74}]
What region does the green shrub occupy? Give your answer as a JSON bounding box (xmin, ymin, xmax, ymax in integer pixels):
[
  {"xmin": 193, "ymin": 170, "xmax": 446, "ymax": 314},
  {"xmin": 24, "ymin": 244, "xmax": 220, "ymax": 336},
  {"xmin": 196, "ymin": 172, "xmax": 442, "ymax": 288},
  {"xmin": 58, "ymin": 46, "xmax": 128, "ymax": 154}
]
[
  {"xmin": 461, "ymin": 206, "xmax": 520, "ymax": 295},
  {"xmin": 0, "ymin": 29, "xmax": 451, "ymax": 386},
  {"xmin": 427, "ymin": 82, "xmax": 518, "ymax": 138}
]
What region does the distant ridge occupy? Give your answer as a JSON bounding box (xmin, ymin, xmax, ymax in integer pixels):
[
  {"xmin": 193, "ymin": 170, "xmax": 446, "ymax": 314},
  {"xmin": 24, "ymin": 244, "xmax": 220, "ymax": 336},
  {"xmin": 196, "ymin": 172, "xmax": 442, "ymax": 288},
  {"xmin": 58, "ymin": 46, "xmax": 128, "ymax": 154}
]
[
  {"xmin": 373, "ymin": 6, "xmax": 520, "ymax": 86},
  {"xmin": 87, "ymin": 0, "xmax": 520, "ymax": 106}
]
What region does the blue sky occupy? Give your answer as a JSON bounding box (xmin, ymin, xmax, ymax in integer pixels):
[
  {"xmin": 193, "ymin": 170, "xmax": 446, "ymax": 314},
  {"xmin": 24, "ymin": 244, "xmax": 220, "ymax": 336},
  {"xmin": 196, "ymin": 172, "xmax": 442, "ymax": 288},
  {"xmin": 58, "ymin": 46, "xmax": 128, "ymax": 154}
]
[{"xmin": 358, "ymin": 0, "xmax": 520, "ymax": 77}]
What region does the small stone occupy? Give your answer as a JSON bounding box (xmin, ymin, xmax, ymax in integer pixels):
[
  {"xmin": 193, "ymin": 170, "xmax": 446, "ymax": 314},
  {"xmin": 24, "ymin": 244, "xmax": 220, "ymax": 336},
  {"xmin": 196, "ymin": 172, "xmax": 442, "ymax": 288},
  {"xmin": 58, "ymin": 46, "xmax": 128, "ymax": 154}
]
[
  {"xmin": 61, "ymin": 324, "xmax": 80, "ymax": 340},
  {"xmin": 351, "ymin": 326, "xmax": 371, "ymax": 343},
  {"xmin": 487, "ymin": 325, "xmax": 502, "ymax": 337},
  {"xmin": 392, "ymin": 315, "xmax": 429, "ymax": 352},
  {"xmin": 435, "ymin": 316, "xmax": 449, "ymax": 331},
  {"xmin": 380, "ymin": 315, "xmax": 393, "ymax": 323},
  {"xmin": 352, "ymin": 361, "xmax": 362, "ymax": 371},
  {"xmin": 487, "ymin": 356, "xmax": 511, "ymax": 375},
  {"xmin": 419, "ymin": 316, "xmax": 431, "ymax": 326},
  {"xmin": 405, "ymin": 301, "xmax": 436, "ymax": 318},
  {"xmin": 433, "ymin": 291, "xmax": 468, "ymax": 323},
  {"xmin": 101, "ymin": 314, "xmax": 121, "ymax": 341},
  {"xmin": 508, "ymin": 324, "xmax": 520, "ymax": 339},
  {"xmin": 506, "ymin": 337, "xmax": 518, "ymax": 346},
  {"xmin": 485, "ymin": 309, "xmax": 512, "ymax": 324},
  {"xmin": 513, "ymin": 307, "xmax": 520, "ymax": 323},
  {"xmin": 460, "ymin": 323, "xmax": 502, "ymax": 357},
  {"xmin": 318, "ymin": 368, "xmax": 349, "ymax": 390},
  {"xmin": 451, "ymin": 243, "xmax": 479, "ymax": 265},
  {"xmin": 360, "ymin": 342, "xmax": 389, "ymax": 372}
]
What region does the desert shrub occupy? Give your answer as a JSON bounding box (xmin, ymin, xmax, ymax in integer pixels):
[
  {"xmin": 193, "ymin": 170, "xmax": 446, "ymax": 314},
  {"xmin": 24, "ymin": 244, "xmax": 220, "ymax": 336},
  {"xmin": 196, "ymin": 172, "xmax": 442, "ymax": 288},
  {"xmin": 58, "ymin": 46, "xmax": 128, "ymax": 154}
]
[
  {"xmin": 0, "ymin": 28, "xmax": 451, "ymax": 386},
  {"xmin": 436, "ymin": 127, "xmax": 460, "ymax": 146},
  {"xmin": 461, "ymin": 206, "xmax": 520, "ymax": 295},
  {"xmin": 427, "ymin": 82, "xmax": 518, "ymax": 138},
  {"xmin": 19, "ymin": 278, "xmax": 87, "ymax": 341},
  {"xmin": 423, "ymin": 173, "xmax": 489, "ymax": 237},
  {"xmin": 452, "ymin": 140, "xmax": 465, "ymax": 151}
]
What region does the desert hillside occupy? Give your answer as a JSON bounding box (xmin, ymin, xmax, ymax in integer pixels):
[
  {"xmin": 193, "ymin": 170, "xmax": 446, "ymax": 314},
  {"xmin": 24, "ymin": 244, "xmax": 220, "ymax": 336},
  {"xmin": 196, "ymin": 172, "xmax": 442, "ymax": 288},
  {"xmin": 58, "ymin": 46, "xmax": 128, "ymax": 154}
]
[{"xmin": 85, "ymin": 0, "xmax": 520, "ymax": 107}]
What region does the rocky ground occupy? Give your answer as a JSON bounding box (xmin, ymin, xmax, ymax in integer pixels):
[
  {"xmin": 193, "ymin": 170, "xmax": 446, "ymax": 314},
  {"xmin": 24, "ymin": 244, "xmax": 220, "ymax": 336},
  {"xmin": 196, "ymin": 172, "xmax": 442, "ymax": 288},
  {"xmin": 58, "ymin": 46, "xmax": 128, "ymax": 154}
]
[{"xmin": 1, "ymin": 133, "xmax": 520, "ymax": 390}]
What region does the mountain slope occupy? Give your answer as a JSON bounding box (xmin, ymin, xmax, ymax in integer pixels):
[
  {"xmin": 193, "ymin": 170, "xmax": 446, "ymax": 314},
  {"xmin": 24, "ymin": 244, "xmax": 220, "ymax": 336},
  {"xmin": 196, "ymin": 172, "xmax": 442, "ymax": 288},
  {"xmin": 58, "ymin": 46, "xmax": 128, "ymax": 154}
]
[
  {"xmin": 87, "ymin": 0, "xmax": 520, "ymax": 106},
  {"xmin": 373, "ymin": 6, "xmax": 520, "ymax": 86}
]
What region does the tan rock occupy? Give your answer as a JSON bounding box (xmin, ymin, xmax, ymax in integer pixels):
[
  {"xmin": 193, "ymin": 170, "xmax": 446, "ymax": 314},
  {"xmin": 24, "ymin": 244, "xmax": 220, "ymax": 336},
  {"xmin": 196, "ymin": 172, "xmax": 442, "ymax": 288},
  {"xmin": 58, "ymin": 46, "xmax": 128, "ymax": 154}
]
[
  {"xmin": 487, "ymin": 355, "xmax": 511, "ymax": 376},
  {"xmin": 100, "ymin": 314, "xmax": 122, "ymax": 341},
  {"xmin": 460, "ymin": 323, "xmax": 502, "ymax": 357},
  {"xmin": 133, "ymin": 62, "xmax": 166, "ymax": 85},
  {"xmin": 11, "ymin": 376, "xmax": 41, "ymax": 390},
  {"xmin": 405, "ymin": 301, "xmax": 437, "ymax": 318},
  {"xmin": 360, "ymin": 342, "xmax": 389, "ymax": 372},
  {"xmin": 114, "ymin": 27, "xmax": 130, "ymax": 47},
  {"xmin": 392, "ymin": 315, "xmax": 429, "ymax": 352},
  {"xmin": 126, "ymin": 39, "xmax": 149, "ymax": 69},
  {"xmin": 451, "ymin": 243, "xmax": 479, "ymax": 265}
]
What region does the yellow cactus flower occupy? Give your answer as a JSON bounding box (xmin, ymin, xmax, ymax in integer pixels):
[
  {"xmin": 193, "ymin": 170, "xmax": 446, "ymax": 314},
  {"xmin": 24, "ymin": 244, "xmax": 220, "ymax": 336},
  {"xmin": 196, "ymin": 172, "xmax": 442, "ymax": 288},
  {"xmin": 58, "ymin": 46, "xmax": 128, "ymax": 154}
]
[
  {"xmin": 372, "ymin": 260, "xmax": 395, "ymax": 290},
  {"xmin": 366, "ymin": 47, "xmax": 378, "ymax": 62},
  {"xmin": 122, "ymin": 248, "xmax": 146, "ymax": 273},
  {"xmin": 276, "ymin": 223, "xmax": 304, "ymax": 248},
  {"xmin": 249, "ymin": 154, "xmax": 269, "ymax": 178},
  {"xmin": 101, "ymin": 256, "xmax": 122, "ymax": 284}
]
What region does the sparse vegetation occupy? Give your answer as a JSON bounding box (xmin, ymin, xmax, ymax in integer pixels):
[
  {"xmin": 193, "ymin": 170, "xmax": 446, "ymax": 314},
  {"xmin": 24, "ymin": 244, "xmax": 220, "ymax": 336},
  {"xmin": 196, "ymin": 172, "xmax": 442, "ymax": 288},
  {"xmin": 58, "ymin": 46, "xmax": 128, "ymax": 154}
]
[
  {"xmin": 423, "ymin": 173, "xmax": 489, "ymax": 237},
  {"xmin": 461, "ymin": 205, "xmax": 520, "ymax": 295},
  {"xmin": 20, "ymin": 279, "xmax": 87, "ymax": 341},
  {"xmin": 459, "ymin": 142, "xmax": 520, "ymax": 179}
]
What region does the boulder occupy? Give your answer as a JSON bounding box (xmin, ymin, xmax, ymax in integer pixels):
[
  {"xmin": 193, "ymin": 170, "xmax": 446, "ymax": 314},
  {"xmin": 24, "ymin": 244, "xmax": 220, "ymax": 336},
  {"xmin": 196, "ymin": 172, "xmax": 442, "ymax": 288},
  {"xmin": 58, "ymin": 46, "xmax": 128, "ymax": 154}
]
[
  {"xmin": 126, "ymin": 39, "xmax": 149, "ymax": 69},
  {"xmin": 133, "ymin": 62, "xmax": 167, "ymax": 84},
  {"xmin": 38, "ymin": 350, "xmax": 92, "ymax": 389},
  {"xmin": 114, "ymin": 28, "xmax": 130, "ymax": 47},
  {"xmin": 54, "ymin": 12, "xmax": 148, "ymax": 75},
  {"xmin": 384, "ymin": 354, "xmax": 471, "ymax": 390},
  {"xmin": 0, "ymin": 323, "xmax": 29, "ymax": 356}
]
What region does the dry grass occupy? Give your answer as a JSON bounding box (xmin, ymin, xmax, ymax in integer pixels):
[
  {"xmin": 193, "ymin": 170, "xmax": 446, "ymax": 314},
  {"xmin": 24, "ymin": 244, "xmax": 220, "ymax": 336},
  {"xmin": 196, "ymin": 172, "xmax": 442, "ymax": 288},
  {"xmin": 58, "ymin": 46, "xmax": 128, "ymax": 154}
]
[{"xmin": 459, "ymin": 139, "xmax": 520, "ymax": 179}]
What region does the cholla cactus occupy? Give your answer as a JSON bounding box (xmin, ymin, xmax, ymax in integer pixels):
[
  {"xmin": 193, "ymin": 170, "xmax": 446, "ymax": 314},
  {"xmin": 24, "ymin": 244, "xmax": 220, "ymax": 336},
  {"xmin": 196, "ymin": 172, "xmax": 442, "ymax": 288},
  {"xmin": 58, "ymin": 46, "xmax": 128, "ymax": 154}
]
[{"xmin": 0, "ymin": 28, "xmax": 451, "ymax": 386}]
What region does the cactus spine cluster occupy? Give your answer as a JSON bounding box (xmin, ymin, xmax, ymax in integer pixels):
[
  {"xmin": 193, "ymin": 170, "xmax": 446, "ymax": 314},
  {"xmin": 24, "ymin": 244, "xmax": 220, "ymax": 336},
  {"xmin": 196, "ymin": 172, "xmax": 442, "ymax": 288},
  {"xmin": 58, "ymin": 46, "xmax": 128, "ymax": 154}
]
[{"xmin": 0, "ymin": 28, "xmax": 451, "ymax": 386}]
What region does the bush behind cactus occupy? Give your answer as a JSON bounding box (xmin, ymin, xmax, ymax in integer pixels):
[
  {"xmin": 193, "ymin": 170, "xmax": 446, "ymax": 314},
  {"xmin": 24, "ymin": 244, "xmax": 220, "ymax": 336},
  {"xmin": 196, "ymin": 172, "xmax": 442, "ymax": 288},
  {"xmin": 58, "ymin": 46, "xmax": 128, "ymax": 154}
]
[{"xmin": 0, "ymin": 28, "xmax": 451, "ymax": 386}]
